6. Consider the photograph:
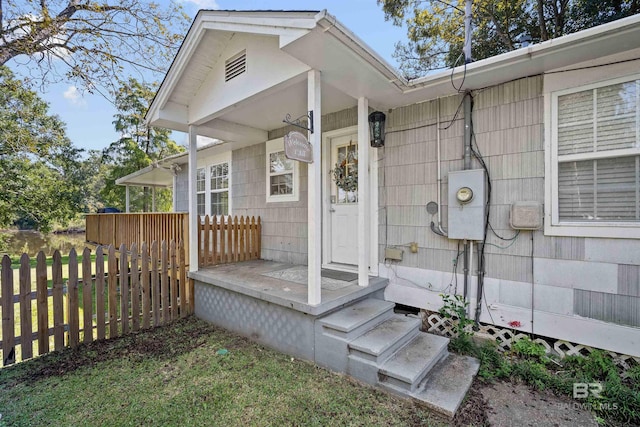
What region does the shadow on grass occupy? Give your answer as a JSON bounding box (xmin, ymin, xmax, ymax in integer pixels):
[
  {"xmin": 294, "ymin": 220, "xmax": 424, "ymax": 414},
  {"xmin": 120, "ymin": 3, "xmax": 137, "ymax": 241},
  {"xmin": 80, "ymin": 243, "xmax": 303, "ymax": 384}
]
[{"xmin": 1, "ymin": 316, "xmax": 244, "ymax": 386}]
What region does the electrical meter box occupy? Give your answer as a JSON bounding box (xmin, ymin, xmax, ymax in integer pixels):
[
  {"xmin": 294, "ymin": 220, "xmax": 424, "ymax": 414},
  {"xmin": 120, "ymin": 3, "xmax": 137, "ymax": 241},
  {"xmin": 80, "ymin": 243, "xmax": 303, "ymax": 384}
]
[{"xmin": 448, "ymin": 169, "xmax": 486, "ymax": 240}]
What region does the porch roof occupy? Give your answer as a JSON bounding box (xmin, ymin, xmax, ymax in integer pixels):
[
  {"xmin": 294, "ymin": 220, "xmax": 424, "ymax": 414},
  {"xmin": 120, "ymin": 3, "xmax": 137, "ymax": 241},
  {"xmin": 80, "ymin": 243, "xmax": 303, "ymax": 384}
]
[
  {"xmin": 115, "ymin": 140, "xmax": 225, "ymax": 187},
  {"xmin": 146, "ymin": 9, "xmax": 640, "ymax": 142}
]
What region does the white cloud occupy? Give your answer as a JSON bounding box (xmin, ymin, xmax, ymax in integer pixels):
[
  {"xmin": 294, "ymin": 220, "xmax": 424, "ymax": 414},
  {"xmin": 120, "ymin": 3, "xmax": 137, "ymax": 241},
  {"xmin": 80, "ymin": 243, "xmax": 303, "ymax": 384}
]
[
  {"xmin": 180, "ymin": 0, "xmax": 220, "ymax": 9},
  {"xmin": 63, "ymin": 86, "xmax": 87, "ymax": 107}
]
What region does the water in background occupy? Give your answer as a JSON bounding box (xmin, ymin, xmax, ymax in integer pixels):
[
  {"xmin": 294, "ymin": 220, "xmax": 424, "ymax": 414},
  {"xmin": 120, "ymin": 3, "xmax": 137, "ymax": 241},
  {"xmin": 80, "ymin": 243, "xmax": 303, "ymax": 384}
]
[{"xmin": 0, "ymin": 230, "xmax": 87, "ymax": 257}]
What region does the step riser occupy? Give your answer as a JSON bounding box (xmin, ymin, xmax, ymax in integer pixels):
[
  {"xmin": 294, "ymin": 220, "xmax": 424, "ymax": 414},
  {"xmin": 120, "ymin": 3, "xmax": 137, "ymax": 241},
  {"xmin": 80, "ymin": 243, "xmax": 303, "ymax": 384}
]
[
  {"xmin": 322, "ymin": 309, "xmax": 394, "ymax": 341},
  {"xmin": 349, "ymin": 327, "xmax": 420, "ymax": 365},
  {"xmin": 379, "ymin": 350, "xmax": 448, "ymax": 393}
]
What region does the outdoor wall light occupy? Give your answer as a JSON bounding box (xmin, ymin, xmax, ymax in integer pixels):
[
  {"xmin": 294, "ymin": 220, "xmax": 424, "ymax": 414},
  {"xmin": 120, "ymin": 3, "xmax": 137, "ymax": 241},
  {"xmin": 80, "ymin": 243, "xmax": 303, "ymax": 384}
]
[{"xmin": 368, "ymin": 111, "xmax": 386, "ymax": 148}]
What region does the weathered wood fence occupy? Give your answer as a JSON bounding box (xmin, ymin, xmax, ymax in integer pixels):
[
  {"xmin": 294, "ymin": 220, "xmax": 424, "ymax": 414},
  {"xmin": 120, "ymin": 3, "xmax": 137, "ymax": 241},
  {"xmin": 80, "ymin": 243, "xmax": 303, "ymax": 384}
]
[
  {"xmin": 198, "ymin": 215, "xmax": 261, "ymax": 267},
  {"xmin": 0, "ymin": 240, "xmax": 193, "ymax": 367}
]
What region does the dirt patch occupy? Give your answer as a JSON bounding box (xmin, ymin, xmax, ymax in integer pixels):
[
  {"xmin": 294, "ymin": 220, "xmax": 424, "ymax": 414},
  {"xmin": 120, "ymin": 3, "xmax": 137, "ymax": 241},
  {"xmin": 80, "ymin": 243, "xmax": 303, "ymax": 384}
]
[
  {"xmin": 465, "ymin": 379, "xmax": 599, "ymax": 427},
  {"xmin": 454, "ymin": 378, "xmax": 489, "ymax": 426},
  {"xmin": 1, "ymin": 317, "xmax": 224, "ymax": 386}
]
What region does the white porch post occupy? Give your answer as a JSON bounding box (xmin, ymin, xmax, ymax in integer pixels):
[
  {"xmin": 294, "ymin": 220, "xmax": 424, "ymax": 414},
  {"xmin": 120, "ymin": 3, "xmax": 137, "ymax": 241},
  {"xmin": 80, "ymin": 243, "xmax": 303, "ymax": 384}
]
[
  {"xmin": 357, "ymin": 97, "xmax": 370, "ymax": 287},
  {"xmin": 188, "ymin": 125, "xmax": 199, "ymax": 272},
  {"xmin": 152, "ymin": 187, "xmax": 156, "ymax": 212},
  {"xmin": 307, "ymin": 69, "xmax": 322, "ymax": 305},
  {"xmin": 125, "ymin": 185, "xmax": 130, "ymax": 213}
]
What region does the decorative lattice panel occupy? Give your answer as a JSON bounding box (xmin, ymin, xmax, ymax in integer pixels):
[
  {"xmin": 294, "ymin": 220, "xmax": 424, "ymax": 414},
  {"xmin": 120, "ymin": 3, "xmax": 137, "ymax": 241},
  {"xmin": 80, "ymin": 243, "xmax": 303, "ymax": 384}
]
[{"xmin": 422, "ymin": 310, "xmax": 640, "ymax": 375}]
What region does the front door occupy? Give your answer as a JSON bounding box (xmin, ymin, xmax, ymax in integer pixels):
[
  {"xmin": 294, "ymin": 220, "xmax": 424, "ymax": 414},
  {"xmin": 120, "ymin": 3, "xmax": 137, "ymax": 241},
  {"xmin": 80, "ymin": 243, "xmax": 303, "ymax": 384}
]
[{"xmin": 328, "ymin": 132, "xmax": 358, "ymax": 266}]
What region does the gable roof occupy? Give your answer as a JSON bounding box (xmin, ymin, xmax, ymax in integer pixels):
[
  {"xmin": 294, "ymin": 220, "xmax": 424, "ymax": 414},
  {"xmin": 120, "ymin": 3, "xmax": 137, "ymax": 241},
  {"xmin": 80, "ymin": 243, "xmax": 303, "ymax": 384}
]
[{"xmin": 147, "ymin": 10, "xmax": 640, "ymax": 132}]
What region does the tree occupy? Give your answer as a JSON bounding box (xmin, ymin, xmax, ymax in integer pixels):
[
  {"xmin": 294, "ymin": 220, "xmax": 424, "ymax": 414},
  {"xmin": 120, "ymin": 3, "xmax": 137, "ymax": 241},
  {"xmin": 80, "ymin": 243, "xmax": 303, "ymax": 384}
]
[
  {"xmin": 101, "ymin": 78, "xmax": 184, "ymax": 212},
  {"xmin": 0, "ymin": 0, "xmax": 189, "ymax": 93},
  {"xmin": 378, "ymin": 0, "xmax": 640, "ymax": 78},
  {"xmin": 0, "ymin": 66, "xmax": 84, "ymax": 231}
]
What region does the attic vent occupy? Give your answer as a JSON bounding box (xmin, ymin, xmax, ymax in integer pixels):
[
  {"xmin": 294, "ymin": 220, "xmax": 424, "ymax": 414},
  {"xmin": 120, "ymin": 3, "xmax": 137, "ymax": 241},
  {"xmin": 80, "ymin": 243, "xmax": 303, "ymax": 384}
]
[{"xmin": 225, "ymin": 50, "xmax": 246, "ymax": 82}]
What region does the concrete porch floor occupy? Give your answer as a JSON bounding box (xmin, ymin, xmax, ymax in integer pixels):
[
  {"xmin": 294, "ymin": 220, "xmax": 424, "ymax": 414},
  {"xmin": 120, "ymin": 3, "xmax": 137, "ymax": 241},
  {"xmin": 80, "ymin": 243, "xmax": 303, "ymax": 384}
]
[{"xmin": 189, "ymin": 259, "xmax": 388, "ymax": 317}]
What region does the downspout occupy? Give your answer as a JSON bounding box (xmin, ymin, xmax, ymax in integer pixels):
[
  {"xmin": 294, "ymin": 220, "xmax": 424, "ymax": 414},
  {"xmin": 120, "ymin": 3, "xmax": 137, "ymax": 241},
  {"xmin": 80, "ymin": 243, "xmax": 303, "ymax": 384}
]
[{"xmin": 463, "ymin": 92, "xmax": 472, "ymax": 303}]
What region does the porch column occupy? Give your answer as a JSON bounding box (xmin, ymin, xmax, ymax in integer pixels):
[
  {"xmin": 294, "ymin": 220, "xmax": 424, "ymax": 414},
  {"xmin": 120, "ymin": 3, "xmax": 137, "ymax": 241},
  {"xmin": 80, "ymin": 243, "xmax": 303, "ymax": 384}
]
[
  {"xmin": 152, "ymin": 187, "xmax": 156, "ymax": 212},
  {"xmin": 357, "ymin": 97, "xmax": 370, "ymax": 287},
  {"xmin": 125, "ymin": 185, "xmax": 130, "ymax": 213},
  {"xmin": 307, "ymin": 69, "xmax": 322, "ymax": 305},
  {"xmin": 188, "ymin": 125, "xmax": 199, "ymax": 272}
]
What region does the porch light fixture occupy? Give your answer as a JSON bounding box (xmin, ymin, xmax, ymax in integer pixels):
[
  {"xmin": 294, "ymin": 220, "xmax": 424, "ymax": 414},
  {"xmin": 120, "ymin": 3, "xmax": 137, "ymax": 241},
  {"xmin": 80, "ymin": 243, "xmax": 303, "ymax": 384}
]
[{"xmin": 368, "ymin": 111, "xmax": 386, "ymax": 148}]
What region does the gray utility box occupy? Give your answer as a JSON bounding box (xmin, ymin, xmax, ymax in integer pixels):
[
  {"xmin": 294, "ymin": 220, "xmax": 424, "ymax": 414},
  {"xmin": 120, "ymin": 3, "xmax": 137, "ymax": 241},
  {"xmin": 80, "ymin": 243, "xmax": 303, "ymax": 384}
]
[{"xmin": 447, "ymin": 169, "xmax": 486, "ymax": 240}]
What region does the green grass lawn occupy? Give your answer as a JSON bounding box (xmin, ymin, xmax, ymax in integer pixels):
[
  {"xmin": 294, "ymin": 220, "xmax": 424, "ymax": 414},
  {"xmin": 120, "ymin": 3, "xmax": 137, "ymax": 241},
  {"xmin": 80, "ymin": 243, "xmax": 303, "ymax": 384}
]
[{"xmin": 0, "ymin": 317, "xmax": 443, "ymax": 427}]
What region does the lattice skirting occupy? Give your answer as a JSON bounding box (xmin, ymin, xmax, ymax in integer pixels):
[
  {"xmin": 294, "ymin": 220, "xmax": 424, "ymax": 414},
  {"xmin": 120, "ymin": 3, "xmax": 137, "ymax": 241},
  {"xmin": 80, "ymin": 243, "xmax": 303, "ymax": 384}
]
[{"xmin": 422, "ymin": 310, "xmax": 640, "ymax": 376}]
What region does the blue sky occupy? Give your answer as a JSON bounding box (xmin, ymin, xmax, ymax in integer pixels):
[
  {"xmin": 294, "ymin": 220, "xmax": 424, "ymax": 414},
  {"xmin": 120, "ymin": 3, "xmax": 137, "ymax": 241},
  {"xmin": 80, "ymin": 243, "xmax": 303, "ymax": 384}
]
[{"xmin": 22, "ymin": 1, "xmax": 406, "ymax": 154}]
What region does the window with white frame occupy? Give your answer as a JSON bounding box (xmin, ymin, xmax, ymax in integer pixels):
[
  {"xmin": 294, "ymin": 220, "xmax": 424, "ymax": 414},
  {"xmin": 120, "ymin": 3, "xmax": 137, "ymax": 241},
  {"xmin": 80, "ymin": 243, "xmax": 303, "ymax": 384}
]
[
  {"xmin": 550, "ymin": 75, "xmax": 640, "ymax": 234},
  {"xmin": 210, "ymin": 162, "xmax": 229, "ymax": 216},
  {"xmin": 195, "ymin": 153, "xmax": 231, "ymax": 218},
  {"xmin": 265, "ymin": 138, "xmax": 299, "ymax": 203},
  {"xmin": 196, "ymin": 168, "xmax": 206, "ymax": 216}
]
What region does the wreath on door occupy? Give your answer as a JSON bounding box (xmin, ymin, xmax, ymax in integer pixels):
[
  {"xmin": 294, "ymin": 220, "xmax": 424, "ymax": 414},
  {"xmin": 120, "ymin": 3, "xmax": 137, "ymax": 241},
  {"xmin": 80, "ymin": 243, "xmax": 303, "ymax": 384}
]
[{"xmin": 331, "ymin": 141, "xmax": 358, "ymax": 192}]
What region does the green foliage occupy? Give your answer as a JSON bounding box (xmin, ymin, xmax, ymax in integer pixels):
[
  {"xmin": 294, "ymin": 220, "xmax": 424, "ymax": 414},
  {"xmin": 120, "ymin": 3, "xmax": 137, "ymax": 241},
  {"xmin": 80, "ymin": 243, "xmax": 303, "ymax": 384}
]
[
  {"xmin": 378, "ymin": 0, "xmax": 640, "ymax": 78},
  {"xmin": 0, "ymin": 1, "xmax": 189, "ymax": 94},
  {"xmin": 439, "ymin": 293, "xmax": 475, "ymax": 353},
  {"xmin": 469, "ymin": 340, "xmax": 640, "ymax": 423},
  {"xmin": 100, "ymin": 78, "xmax": 184, "ymax": 212},
  {"xmin": 0, "ymin": 66, "xmax": 85, "ymax": 232},
  {"xmin": 511, "ymin": 337, "xmax": 547, "ymax": 361}
]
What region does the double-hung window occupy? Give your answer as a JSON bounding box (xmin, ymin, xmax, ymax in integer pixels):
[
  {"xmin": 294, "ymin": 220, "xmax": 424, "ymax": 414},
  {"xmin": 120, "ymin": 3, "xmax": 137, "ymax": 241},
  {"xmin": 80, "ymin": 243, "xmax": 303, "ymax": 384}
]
[
  {"xmin": 265, "ymin": 138, "xmax": 299, "ymax": 203},
  {"xmin": 210, "ymin": 163, "xmax": 229, "ymax": 216},
  {"xmin": 196, "ymin": 168, "xmax": 206, "ymax": 216},
  {"xmin": 549, "ymin": 75, "xmax": 640, "ymax": 238},
  {"xmin": 195, "ymin": 153, "xmax": 231, "ymax": 218}
]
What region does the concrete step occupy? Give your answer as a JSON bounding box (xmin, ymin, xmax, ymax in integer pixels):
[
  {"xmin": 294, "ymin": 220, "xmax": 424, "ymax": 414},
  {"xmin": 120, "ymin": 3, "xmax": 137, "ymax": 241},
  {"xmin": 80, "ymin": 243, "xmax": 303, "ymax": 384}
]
[
  {"xmin": 378, "ymin": 333, "xmax": 449, "ymax": 393},
  {"xmin": 414, "ymin": 354, "xmax": 480, "ymax": 418},
  {"xmin": 318, "ymin": 298, "xmax": 395, "ymax": 340},
  {"xmin": 349, "ymin": 315, "xmax": 421, "ymax": 364}
]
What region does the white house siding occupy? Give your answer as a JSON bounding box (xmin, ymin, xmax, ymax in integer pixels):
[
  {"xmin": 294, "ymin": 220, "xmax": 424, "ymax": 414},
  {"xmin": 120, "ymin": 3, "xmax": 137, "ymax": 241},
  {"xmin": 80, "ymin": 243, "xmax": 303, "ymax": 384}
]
[
  {"xmin": 231, "ymin": 143, "xmax": 308, "ymax": 265},
  {"xmin": 380, "ymin": 75, "xmax": 640, "ymax": 356}
]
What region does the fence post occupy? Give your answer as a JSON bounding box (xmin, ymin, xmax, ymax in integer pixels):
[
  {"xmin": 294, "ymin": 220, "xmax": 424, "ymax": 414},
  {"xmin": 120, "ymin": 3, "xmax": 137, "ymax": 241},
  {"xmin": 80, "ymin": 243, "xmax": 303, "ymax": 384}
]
[
  {"xmin": 95, "ymin": 246, "xmax": 106, "ymax": 340},
  {"xmin": 36, "ymin": 251, "xmax": 49, "ymax": 354},
  {"xmin": 161, "ymin": 241, "xmax": 169, "ymax": 325},
  {"xmin": 151, "ymin": 241, "xmax": 160, "ymax": 327},
  {"xmin": 178, "ymin": 239, "xmax": 187, "ymax": 318},
  {"xmin": 108, "ymin": 245, "xmax": 118, "ymax": 339},
  {"xmin": 52, "ymin": 250, "xmax": 64, "ymax": 351},
  {"xmin": 1, "ymin": 255, "xmax": 15, "ymax": 366},
  {"xmin": 119, "ymin": 243, "xmax": 129, "ymax": 335},
  {"xmin": 19, "ymin": 254, "xmax": 33, "ymax": 359},
  {"xmin": 130, "ymin": 243, "xmax": 140, "ymax": 332},
  {"xmin": 170, "ymin": 241, "xmax": 178, "ymax": 321},
  {"xmin": 141, "ymin": 242, "xmax": 151, "ymax": 329},
  {"xmin": 82, "ymin": 247, "xmax": 93, "ymax": 343},
  {"xmin": 67, "ymin": 248, "xmax": 80, "ymax": 348}
]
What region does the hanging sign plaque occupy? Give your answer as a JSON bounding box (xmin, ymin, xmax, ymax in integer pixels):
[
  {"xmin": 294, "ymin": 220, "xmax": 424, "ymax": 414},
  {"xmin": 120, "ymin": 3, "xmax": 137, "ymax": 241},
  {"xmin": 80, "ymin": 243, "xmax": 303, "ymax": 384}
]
[{"xmin": 284, "ymin": 131, "xmax": 313, "ymax": 163}]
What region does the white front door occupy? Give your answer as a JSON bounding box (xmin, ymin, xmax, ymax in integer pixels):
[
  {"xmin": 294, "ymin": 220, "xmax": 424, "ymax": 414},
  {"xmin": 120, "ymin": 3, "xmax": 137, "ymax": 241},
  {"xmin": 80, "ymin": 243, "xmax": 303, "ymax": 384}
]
[{"xmin": 328, "ymin": 132, "xmax": 358, "ymax": 266}]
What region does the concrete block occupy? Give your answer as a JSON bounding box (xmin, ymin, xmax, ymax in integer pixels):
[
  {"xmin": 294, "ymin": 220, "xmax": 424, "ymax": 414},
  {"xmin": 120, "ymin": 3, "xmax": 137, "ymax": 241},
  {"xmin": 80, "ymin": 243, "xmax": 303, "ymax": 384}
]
[
  {"xmin": 534, "ymin": 258, "xmax": 617, "ymax": 293},
  {"xmin": 379, "ymin": 333, "xmax": 449, "ymax": 393},
  {"xmin": 414, "ymin": 354, "xmax": 480, "ymax": 419}
]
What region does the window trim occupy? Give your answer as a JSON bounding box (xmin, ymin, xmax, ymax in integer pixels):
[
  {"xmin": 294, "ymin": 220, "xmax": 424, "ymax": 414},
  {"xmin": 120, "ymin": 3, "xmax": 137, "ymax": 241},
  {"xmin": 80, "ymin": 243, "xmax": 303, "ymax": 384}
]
[
  {"xmin": 265, "ymin": 137, "xmax": 299, "ymax": 203},
  {"xmin": 545, "ymin": 74, "xmax": 640, "ymax": 239}
]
